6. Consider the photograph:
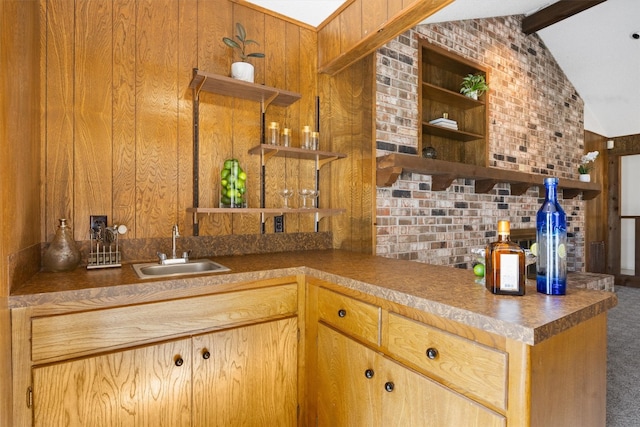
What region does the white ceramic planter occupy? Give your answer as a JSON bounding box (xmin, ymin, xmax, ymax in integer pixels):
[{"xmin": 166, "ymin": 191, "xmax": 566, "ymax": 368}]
[
  {"xmin": 231, "ymin": 62, "xmax": 254, "ymax": 83},
  {"xmin": 579, "ymin": 173, "xmax": 591, "ymax": 182}
]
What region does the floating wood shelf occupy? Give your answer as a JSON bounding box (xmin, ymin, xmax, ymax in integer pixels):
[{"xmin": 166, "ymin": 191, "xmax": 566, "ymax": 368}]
[
  {"xmin": 187, "ymin": 207, "xmax": 346, "ymax": 224},
  {"xmin": 189, "ymin": 69, "xmax": 301, "ymax": 108},
  {"xmin": 376, "ymin": 153, "xmax": 601, "ymax": 200},
  {"xmin": 248, "ymin": 144, "xmax": 347, "ymax": 167}
]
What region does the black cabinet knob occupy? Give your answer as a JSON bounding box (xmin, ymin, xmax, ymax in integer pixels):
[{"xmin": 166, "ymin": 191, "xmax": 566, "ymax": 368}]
[
  {"xmin": 174, "ymin": 357, "xmax": 184, "ymax": 367},
  {"xmin": 338, "ymin": 309, "xmax": 347, "ymax": 318},
  {"xmin": 426, "ymin": 347, "xmax": 439, "ymax": 360},
  {"xmin": 364, "ymin": 369, "xmax": 375, "ymax": 379},
  {"xmin": 202, "ymin": 350, "xmax": 211, "ymax": 360},
  {"xmin": 384, "ymin": 382, "xmax": 395, "ymax": 392}
]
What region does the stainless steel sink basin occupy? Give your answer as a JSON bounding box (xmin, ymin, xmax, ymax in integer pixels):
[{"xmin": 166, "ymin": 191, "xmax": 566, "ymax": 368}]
[{"xmin": 132, "ymin": 259, "xmax": 230, "ymax": 279}]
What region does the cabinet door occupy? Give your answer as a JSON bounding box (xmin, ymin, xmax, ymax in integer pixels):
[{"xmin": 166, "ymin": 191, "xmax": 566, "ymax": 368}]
[
  {"xmin": 317, "ymin": 323, "xmax": 381, "ymax": 426},
  {"xmin": 33, "ymin": 338, "xmax": 192, "ymax": 427},
  {"xmin": 379, "ymin": 356, "xmax": 506, "ymax": 427},
  {"xmin": 192, "ymin": 317, "xmax": 298, "ymax": 427},
  {"xmin": 316, "ymin": 324, "xmax": 505, "ymax": 427}
]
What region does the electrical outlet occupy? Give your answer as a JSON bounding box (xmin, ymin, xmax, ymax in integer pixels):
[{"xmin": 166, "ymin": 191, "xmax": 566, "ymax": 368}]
[
  {"xmin": 90, "ymin": 215, "xmax": 108, "ymax": 234},
  {"xmin": 274, "ymin": 215, "xmax": 284, "ymax": 233}
]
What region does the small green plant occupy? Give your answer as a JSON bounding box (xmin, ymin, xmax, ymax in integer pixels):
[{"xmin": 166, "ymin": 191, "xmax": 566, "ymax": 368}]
[
  {"xmin": 222, "ymin": 23, "xmax": 265, "ymax": 62},
  {"xmin": 460, "ymin": 73, "xmax": 489, "ymax": 98}
]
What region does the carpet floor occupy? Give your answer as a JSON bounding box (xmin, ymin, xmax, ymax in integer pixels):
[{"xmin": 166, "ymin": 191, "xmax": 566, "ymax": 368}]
[{"xmin": 607, "ymin": 285, "xmax": 640, "ymax": 426}]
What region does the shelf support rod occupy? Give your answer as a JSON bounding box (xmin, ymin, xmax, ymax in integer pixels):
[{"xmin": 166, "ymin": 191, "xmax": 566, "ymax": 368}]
[{"xmin": 192, "ymin": 68, "xmax": 201, "ymax": 236}]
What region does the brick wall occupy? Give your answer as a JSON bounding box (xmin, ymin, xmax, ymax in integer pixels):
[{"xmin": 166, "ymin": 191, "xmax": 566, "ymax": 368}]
[{"xmin": 375, "ymin": 16, "xmax": 587, "ymax": 271}]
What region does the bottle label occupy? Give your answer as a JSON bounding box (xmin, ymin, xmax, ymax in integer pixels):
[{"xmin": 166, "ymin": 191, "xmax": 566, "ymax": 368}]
[{"xmin": 499, "ymin": 254, "xmax": 520, "ymax": 291}]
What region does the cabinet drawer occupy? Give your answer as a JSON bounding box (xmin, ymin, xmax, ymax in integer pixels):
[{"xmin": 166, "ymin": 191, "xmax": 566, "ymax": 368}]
[
  {"xmin": 387, "ymin": 312, "xmax": 508, "ymax": 410},
  {"xmin": 31, "ymin": 283, "xmax": 298, "ymax": 363},
  {"xmin": 317, "ymin": 287, "xmax": 380, "ymax": 346}
]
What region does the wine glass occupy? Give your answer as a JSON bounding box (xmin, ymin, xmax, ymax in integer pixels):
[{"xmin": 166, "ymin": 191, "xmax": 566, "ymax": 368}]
[
  {"xmin": 278, "ymin": 189, "xmax": 294, "ymax": 208},
  {"xmin": 299, "ymin": 188, "xmax": 313, "ymax": 209},
  {"xmin": 308, "ymin": 189, "xmax": 319, "ymax": 208}
]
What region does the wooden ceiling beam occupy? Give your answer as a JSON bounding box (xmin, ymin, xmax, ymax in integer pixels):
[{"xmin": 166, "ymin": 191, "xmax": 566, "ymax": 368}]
[{"xmin": 522, "ymin": 0, "xmax": 607, "ymax": 35}]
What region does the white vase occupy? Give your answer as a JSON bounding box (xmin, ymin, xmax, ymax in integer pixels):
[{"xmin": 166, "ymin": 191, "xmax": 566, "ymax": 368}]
[
  {"xmin": 579, "ymin": 173, "xmax": 591, "ymax": 182},
  {"xmin": 231, "ymin": 62, "xmax": 254, "ymax": 83},
  {"xmin": 466, "ymin": 90, "xmax": 478, "ymax": 100}
]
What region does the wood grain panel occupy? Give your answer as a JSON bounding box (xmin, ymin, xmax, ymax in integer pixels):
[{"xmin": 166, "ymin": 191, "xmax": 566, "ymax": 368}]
[
  {"xmin": 322, "ymin": 56, "xmax": 375, "ymax": 252},
  {"xmin": 197, "ymin": 0, "xmax": 233, "ymax": 236},
  {"xmin": 31, "ymin": 283, "xmax": 298, "ymax": 363},
  {"xmin": 135, "ymin": 0, "xmax": 179, "ymax": 238},
  {"xmin": 74, "ymin": 0, "xmax": 113, "ymax": 241},
  {"xmin": 339, "ymin": 0, "xmax": 362, "ymax": 55},
  {"xmin": 113, "ymin": 0, "xmax": 137, "ymax": 238},
  {"xmin": 45, "ymin": 0, "xmax": 75, "ymax": 241},
  {"xmin": 263, "ymin": 15, "xmax": 287, "ymax": 233},
  {"xmin": 388, "ymin": 0, "xmax": 404, "ymax": 16},
  {"xmin": 363, "ymin": 0, "xmax": 387, "ymax": 38},
  {"xmin": 584, "ymin": 131, "xmax": 607, "ymax": 272},
  {"xmin": 39, "ymin": 0, "xmax": 332, "ymax": 241},
  {"xmin": 387, "ymin": 312, "xmax": 508, "ymax": 410},
  {"xmin": 177, "ymin": 1, "xmax": 198, "ymax": 236},
  {"xmin": 1, "ymin": 0, "xmax": 41, "ymax": 261},
  {"xmin": 530, "ymin": 314, "xmax": 607, "ymax": 426},
  {"xmin": 298, "ymin": 27, "xmax": 319, "ymax": 232},
  {"xmin": 230, "ymin": 5, "xmax": 263, "ymax": 234},
  {"xmin": 283, "ymin": 22, "xmax": 302, "ymax": 232},
  {"xmin": 317, "ymin": 15, "xmax": 341, "ymax": 70},
  {"xmin": 33, "ymin": 338, "xmax": 192, "ymax": 427},
  {"xmin": 192, "ymin": 317, "xmax": 298, "ymax": 426}
]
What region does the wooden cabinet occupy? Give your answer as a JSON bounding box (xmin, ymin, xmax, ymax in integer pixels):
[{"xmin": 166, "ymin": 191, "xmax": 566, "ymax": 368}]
[
  {"xmin": 192, "ymin": 317, "xmax": 298, "ymax": 426},
  {"xmin": 32, "ymin": 318, "xmax": 297, "ymax": 427},
  {"xmin": 33, "ymin": 338, "xmax": 193, "ymax": 427},
  {"xmin": 420, "ymin": 41, "xmax": 488, "ymax": 166},
  {"xmin": 317, "ymin": 324, "xmax": 505, "ymax": 426},
  {"xmin": 13, "ymin": 281, "xmax": 299, "ymax": 426},
  {"xmin": 312, "ymin": 286, "xmax": 505, "ymax": 426}
]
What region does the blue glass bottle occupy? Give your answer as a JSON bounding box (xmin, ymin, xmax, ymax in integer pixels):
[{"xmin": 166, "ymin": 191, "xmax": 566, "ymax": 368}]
[{"xmin": 536, "ymin": 177, "xmax": 567, "ymax": 295}]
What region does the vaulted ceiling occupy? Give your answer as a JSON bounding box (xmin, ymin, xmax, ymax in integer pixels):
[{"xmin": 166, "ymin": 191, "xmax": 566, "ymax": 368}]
[{"xmin": 246, "ymin": 0, "xmax": 640, "ymax": 138}]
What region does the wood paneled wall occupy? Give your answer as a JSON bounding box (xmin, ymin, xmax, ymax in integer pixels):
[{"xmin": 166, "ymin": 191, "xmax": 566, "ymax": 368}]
[
  {"xmin": 584, "ymin": 131, "xmax": 607, "ymax": 272},
  {"xmin": 319, "ymin": 56, "xmax": 376, "ymax": 253},
  {"xmin": 41, "ymin": 0, "xmax": 319, "ymax": 241},
  {"xmin": 1, "ymin": 0, "xmax": 42, "ymax": 422}
]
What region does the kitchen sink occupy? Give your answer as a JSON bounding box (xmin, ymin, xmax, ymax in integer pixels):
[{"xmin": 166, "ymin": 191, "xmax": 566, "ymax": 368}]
[{"xmin": 132, "ymin": 259, "xmax": 230, "ymax": 279}]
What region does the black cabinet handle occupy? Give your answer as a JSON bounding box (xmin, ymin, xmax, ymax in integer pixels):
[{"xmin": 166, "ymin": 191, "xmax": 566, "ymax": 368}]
[
  {"xmin": 364, "ymin": 369, "xmax": 375, "ymax": 379},
  {"xmin": 202, "ymin": 350, "xmax": 211, "ymax": 360},
  {"xmin": 426, "ymin": 347, "xmax": 439, "ymax": 360},
  {"xmin": 384, "ymin": 382, "xmax": 395, "ymax": 392},
  {"xmin": 338, "ymin": 309, "xmax": 347, "ymax": 318},
  {"xmin": 174, "ymin": 357, "xmax": 184, "ymax": 367}
]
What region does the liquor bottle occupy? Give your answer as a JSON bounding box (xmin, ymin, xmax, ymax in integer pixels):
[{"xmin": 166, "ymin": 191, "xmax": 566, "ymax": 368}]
[
  {"xmin": 485, "ymin": 220, "xmax": 526, "ymax": 295},
  {"xmin": 536, "ymin": 177, "xmax": 567, "ymax": 295}
]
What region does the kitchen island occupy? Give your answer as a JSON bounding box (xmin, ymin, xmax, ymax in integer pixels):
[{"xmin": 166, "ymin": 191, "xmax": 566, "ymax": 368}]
[{"xmin": 9, "ymin": 250, "xmax": 617, "ymax": 426}]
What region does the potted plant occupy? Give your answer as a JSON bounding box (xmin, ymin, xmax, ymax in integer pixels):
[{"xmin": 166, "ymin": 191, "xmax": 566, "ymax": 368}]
[
  {"xmin": 222, "ymin": 22, "xmax": 265, "ymax": 83},
  {"xmin": 460, "ymin": 73, "xmax": 489, "ymax": 100},
  {"xmin": 578, "ymin": 150, "xmax": 599, "ymax": 182}
]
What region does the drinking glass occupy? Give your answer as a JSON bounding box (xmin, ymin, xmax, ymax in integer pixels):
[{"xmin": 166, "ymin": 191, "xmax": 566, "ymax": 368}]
[{"xmin": 279, "ymin": 189, "xmax": 294, "ymax": 208}]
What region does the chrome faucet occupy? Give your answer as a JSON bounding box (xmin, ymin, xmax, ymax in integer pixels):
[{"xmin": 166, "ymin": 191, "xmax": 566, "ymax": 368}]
[
  {"xmin": 171, "ymin": 224, "xmax": 179, "ymax": 259},
  {"xmin": 157, "ymin": 224, "xmax": 189, "ymax": 265}
]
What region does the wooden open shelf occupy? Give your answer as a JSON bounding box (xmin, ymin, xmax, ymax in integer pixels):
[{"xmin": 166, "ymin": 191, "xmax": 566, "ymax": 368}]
[
  {"xmin": 376, "ymin": 153, "xmax": 601, "ymax": 200},
  {"xmin": 187, "ymin": 207, "xmax": 346, "ymax": 223},
  {"xmin": 189, "ymin": 69, "xmax": 301, "ymax": 108},
  {"xmin": 248, "ymin": 144, "xmax": 347, "ymax": 166}
]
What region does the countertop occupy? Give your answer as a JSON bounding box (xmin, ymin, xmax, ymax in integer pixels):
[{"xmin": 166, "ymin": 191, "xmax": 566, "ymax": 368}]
[{"xmin": 9, "ymin": 249, "xmax": 617, "ymax": 345}]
